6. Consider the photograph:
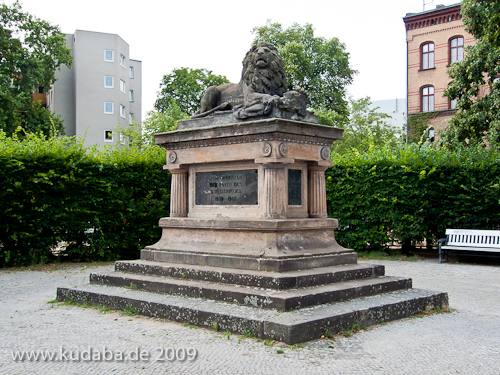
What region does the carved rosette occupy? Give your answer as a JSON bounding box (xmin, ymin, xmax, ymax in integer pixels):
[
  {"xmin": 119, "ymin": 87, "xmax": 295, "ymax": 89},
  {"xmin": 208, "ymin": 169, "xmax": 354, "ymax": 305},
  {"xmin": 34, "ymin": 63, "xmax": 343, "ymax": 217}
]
[
  {"xmin": 262, "ymin": 142, "xmax": 272, "ymax": 157},
  {"xmin": 278, "ymin": 143, "xmax": 288, "ymax": 156},
  {"xmin": 168, "ymin": 151, "xmax": 177, "ymax": 164},
  {"xmin": 321, "ymin": 147, "xmax": 330, "ymax": 161}
]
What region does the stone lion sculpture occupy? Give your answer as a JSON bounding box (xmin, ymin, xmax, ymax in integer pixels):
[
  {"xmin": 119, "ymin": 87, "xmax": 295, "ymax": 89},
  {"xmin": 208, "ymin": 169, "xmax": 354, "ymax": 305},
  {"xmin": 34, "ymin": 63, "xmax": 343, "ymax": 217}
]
[{"xmin": 192, "ymin": 42, "xmax": 311, "ymax": 121}]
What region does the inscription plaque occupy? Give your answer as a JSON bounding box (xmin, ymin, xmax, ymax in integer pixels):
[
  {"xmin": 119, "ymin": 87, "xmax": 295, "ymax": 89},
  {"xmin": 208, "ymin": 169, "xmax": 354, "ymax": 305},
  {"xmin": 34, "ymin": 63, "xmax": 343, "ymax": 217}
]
[
  {"xmin": 288, "ymin": 169, "xmax": 302, "ymax": 206},
  {"xmin": 196, "ymin": 169, "xmax": 258, "ymax": 205}
]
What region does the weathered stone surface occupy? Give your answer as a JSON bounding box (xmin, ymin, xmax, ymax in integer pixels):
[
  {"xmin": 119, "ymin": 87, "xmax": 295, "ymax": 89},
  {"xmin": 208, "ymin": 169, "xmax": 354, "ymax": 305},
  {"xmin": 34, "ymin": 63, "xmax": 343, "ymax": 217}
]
[
  {"xmin": 144, "ymin": 218, "xmax": 353, "ymax": 270},
  {"xmin": 189, "ymin": 42, "xmax": 317, "ymax": 126},
  {"xmin": 56, "ymin": 285, "xmax": 448, "ymax": 344},
  {"xmin": 114, "ymin": 260, "xmax": 385, "ymax": 289},
  {"xmin": 156, "ymin": 118, "xmax": 343, "ymax": 146},
  {"xmin": 90, "ymin": 271, "xmax": 412, "ymax": 310},
  {"xmin": 140, "ymin": 249, "xmax": 357, "ymax": 272}
]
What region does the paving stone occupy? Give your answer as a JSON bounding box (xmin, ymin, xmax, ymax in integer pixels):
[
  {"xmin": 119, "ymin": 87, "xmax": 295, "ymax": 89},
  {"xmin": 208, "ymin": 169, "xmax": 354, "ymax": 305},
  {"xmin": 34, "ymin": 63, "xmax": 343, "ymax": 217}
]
[{"xmin": 0, "ymin": 260, "xmax": 499, "ymax": 374}]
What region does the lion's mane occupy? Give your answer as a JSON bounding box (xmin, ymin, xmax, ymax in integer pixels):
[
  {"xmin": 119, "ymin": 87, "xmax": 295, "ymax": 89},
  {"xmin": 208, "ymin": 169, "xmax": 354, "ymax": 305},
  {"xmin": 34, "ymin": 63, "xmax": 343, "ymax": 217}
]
[{"xmin": 241, "ymin": 42, "xmax": 287, "ymax": 97}]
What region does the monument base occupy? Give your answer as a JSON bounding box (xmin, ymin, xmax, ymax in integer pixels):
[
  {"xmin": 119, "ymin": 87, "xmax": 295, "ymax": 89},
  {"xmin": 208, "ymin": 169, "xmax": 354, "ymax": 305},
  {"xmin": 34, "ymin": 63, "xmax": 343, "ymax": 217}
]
[
  {"xmin": 141, "ymin": 218, "xmax": 356, "ymax": 272},
  {"xmin": 57, "ymin": 258, "xmax": 448, "ymax": 343},
  {"xmin": 56, "ymin": 218, "xmax": 448, "ymax": 343}
]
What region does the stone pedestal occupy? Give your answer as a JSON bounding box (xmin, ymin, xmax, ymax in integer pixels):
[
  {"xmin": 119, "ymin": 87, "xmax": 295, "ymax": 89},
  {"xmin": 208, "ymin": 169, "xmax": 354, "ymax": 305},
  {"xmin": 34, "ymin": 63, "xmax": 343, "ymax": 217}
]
[
  {"xmin": 150, "ymin": 119, "xmax": 352, "ymax": 269},
  {"xmin": 57, "ymin": 118, "xmax": 448, "ymax": 344}
]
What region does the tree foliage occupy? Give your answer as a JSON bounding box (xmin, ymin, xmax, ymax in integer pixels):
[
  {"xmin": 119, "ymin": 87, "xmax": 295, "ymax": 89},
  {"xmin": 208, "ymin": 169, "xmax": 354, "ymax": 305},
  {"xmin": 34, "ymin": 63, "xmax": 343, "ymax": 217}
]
[
  {"xmin": 0, "ymin": 130, "xmax": 169, "ymax": 267},
  {"xmin": 0, "ymin": 1, "xmax": 72, "ymax": 137},
  {"xmin": 444, "ymin": 0, "xmax": 500, "ymax": 146},
  {"xmin": 117, "ymin": 107, "xmax": 189, "ymax": 148},
  {"xmin": 252, "ymin": 21, "xmax": 356, "ymax": 124},
  {"xmin": 331, "ymin": 97, "xmax": 398, "ymax": 155},
  {"xmin": 155, "ymin": 67, "xmax": 229, "ymax": 115}
]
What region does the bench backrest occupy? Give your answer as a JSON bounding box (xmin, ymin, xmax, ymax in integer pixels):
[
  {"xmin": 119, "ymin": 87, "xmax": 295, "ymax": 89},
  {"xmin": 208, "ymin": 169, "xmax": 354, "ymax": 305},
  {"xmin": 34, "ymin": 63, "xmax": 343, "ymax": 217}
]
[{"xmin": 445, "ymin": 229, "xmax": 500, "ymax": 248}]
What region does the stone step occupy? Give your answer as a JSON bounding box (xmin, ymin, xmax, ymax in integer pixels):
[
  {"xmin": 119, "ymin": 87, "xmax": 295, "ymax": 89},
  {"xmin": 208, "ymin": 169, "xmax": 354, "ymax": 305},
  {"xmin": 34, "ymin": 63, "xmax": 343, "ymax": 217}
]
[
  {"xmin": 56, "ymin": 284, "xmax": 448, "ymax": 344},
  {"xmin": 115, "ymin": 259, "xmax": 385, "ymax": 289},
  {"xmin": 141, "ymin": 248, "xmax": 358, "ymax": 272},
  {"xmin": 90, "ymin": 271, "xmax": 412, "ymax": 311}
]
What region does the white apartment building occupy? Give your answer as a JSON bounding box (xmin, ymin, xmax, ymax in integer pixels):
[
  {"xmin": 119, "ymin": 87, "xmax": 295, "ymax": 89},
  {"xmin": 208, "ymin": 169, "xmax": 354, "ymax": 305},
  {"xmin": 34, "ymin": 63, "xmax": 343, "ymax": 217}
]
[
  {"xmin": 48, "ymin": 30, "xmax": 142, "ymax": 146},
  {"xmin": 369, "ymin": 98, "xmax": 407, "ymax": 136}
]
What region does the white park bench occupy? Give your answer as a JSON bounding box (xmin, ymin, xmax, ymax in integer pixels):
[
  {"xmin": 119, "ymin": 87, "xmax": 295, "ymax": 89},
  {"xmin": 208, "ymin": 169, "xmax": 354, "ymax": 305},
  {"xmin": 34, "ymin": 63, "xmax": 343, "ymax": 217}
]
[{"xmin": 438, "ymin": 229, "xmax": 500, "ymax": 263}]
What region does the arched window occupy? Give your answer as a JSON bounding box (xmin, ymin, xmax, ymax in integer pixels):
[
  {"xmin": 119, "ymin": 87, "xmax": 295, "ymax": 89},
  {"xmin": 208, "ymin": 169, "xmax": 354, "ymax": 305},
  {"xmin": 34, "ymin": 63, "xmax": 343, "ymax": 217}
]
[
  {"xmin": 422, "ymin": 43, "xmax": 435, "ymax": 69},
  {"xmin": 450, "ymin": 37, "xmax": 464, "ymax": 64},
  {"xmin": 448, "ymin": 81, "xmax": 462, "ymax": 110},
  {"xmin": 422, "ymin": 86, "xmax": 435, "ymax": 112}
]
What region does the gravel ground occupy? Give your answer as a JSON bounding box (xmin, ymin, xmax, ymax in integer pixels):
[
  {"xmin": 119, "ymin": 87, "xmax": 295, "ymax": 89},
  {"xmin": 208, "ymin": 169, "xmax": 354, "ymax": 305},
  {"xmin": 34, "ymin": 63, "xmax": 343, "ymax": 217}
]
[{"xmin": 0, "ymin": 259, "xmax": 499, "ymax": 375}]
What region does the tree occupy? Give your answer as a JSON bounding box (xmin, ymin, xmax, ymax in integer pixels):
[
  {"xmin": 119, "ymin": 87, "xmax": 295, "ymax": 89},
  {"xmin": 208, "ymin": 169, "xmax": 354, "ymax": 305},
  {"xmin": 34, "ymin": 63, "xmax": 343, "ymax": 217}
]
[
  {"xmin": 155, "ymin": 67, "xmax": 229, "ymax": 115},
  {"xmin": 444, "ymin": 0, "xmax": 500, "ymax": 146},
  {"xmin": 117, "ymin": 106, "xmax": 189, "ymax": 148},
  {"xmin": 252, "ymin": 21, "xmax": 356, "ymax": 124},
  {"xmin": 0, "ymin": 1, "xmax": 72, "ymax": 137},
  {"xmin": 331, "ymin": 97, "xmax": 398, "ymax": 155}
]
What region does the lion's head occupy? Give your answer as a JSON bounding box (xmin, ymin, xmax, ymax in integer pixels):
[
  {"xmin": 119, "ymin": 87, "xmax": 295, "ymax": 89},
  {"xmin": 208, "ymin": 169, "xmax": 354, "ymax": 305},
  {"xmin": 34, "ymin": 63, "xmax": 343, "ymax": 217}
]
[{"xmin": 241, "ymin": 42, "xmax": 287, "ymax": 96}]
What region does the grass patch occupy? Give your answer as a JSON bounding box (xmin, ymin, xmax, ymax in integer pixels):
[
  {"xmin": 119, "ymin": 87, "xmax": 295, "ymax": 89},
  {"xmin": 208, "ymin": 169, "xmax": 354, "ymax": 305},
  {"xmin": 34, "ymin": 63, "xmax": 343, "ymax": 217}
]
[
  {"xmin": 2, "ymin": 261, "xmax": 114, "ymax": 272},
  {"xmin": 416, "ymin": 307, "xmax": 454, "ymax": 318},
  {"xmin": 358, "ymin": 250, "xmax": 423, "ymax": 262},
  {"xmin": 97, "ymin": 304, "xmax": 113, "ymax": 313},
  {"xmin": 124, "ymin": 283, "xmax": 138, "ymax": 290},
  {"xmin": 121, "ymin": 304, "xmax": 138, "ymax": 316},
  {"xmin": 243, "ymin": 330, "xmax": 255, "ymax": 338},
  {"xmin": 340, "ymin": 323, "xmax": 366, "ymax": 337},
  {"xmin": 323, "ymin": 329, "xmax": 334, "ymax": 339},
  {"xmin": 51, "ymin": 297, "xmax": 116, "ymax": 315}
]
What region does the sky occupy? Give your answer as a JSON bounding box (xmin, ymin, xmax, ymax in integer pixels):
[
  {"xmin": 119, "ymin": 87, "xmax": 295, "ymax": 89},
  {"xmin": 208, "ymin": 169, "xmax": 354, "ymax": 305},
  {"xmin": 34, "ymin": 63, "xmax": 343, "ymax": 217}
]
[{"xmin": 5, "ymin": 0, "xmax": 462, "ymax": 120}]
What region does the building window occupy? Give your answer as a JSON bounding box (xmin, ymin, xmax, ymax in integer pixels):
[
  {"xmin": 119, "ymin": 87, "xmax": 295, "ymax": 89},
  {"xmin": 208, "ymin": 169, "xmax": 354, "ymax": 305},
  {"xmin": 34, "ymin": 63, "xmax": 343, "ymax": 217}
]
[
  {"xmin": 129, "ymin": 66, "xmax": 134, "ymax": 79},
  {"xmin": 422, "ymin": 86, "xmax": 434, "ymax": 112},
  {"xmin": 104, "ymin": 76, "xmax": 114, "ymax": 88},
  {"xmin": 104, "ymin": 130, "xmax": 113, "ymax": 142},
  {"xmin": 120, "ymin": 54, "xmax": 126, "ymax": 67},
  {"xmin": 129, "ymin": 90, "xmax": 134, "ymax": 102},
  {"xmin": 120, "ymin": 105, "xmax": 126, "ymax": 118},
  {"xmin": 120, "ymin": 80, "xmax": 126, "ymax": 93},
  {"xmin": 104, "ymin": 50, "xmax": 114, "ymax": 62},
  {"xmin": 450, "ymin": 97, "xmax": 458, "ymax": 109},
  {"xmin": 119, "ymin": 133, "xmax": 125, "ymax": 145},
  {"xmin": 422, "ymin": 43, "xmax": 435, "ymax": 69},
  {"xmin": 104, "ymin": 102, "xmax": 114, "ymax": 114},
  {"xmin": 450, "ymin": 37, "xmax": 464, "ymax": 64},
  {"xmin": 129, "ymin": 113, "xmax": 134, "ymax": 125}
]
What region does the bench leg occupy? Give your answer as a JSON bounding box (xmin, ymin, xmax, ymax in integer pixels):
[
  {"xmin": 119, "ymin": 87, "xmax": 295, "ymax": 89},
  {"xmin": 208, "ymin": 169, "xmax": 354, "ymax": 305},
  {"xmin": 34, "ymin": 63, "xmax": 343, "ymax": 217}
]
[{"xmin": 439, "ymin": 248, "xmax": 448, "ymax": 263}]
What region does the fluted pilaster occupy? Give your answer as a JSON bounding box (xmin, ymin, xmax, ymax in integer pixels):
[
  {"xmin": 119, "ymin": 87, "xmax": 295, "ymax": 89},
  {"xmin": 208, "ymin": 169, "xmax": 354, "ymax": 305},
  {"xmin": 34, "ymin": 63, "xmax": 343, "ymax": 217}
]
[
  {"xmin": 308, "ymin": 164, "xmax": 328, "ymax": 218},
  {"xmin": 169, "ymin": 168, "xmax": 188, "ymax": 217},
  {"xmin": 263, "ymin": 165, "xmax": 288, "ymax": 219}
]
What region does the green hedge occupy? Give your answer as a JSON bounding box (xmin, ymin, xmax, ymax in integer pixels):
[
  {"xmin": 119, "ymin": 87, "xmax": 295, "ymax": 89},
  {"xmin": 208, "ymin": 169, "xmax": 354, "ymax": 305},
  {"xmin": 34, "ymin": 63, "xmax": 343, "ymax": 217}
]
[
  {"xmin": 2, "ymin": 132, "xmax": 499, "ymax": 266},
  {"xmin": 0, "ymin": 133, "xmax": 170, "ymax": 267},
  {"xmin": 327, "ymin": 144, "xmax": 500, "ymax": 251}
]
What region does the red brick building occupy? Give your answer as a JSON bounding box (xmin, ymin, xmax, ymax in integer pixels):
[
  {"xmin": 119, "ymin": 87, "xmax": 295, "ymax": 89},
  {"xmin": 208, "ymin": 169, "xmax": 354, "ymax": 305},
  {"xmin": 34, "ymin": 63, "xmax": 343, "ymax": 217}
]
[{"xmin": 403, "ymin": 3, "xmax": 474, "ymax": 141}]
